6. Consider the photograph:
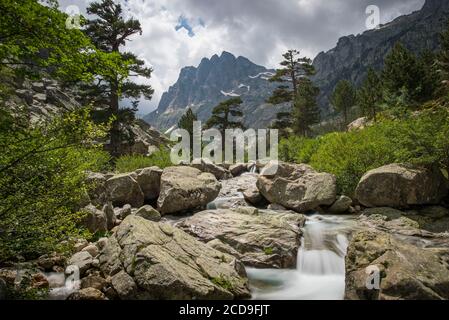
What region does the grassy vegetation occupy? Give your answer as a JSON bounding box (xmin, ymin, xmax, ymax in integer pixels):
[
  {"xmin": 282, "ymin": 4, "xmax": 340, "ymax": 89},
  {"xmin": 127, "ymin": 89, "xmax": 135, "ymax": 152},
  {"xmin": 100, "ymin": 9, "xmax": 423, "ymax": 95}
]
[
  {"xmin": 115, "ymin": 146, "xmax": 172, "ymax": 173},
  {"xmin": 280, "ymin": 104, "xmax": 449, "ymax": 196},
  {"xmin": 211, "ymin": 275, "xmax": 234, "ymax": 291}
]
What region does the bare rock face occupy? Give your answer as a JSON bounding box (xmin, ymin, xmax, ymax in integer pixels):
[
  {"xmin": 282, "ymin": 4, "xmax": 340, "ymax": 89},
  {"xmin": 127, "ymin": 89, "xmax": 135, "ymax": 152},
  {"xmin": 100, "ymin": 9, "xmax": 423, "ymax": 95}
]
[
  {"xmin": 312, "ymin": 0, "xmax": 449, "ymax": 115},
  {"xmin": 190, "ymin": 158, "xmax": 233, "ymax": 180},
  {"xmin": 347, "ymin": 117, "xmax": 370, "ymax": 131},
  {"xmin": 177, "ymin": 208, "xmax": 306, "ymax": 268},
  {"xmin": 135, "ymin": 166, "xmax": 163, "ymax": 202},
  {"xmin": 105, "ymin": 173, "xmax": 145, "ymax": 208},
  {"xmin": 345, "ymin": 205, "xmax": 449, "ymax": 300},
  {"xmin": 134, "ymin": 205, "xmax": 161, "ymax": 222},
  {"xmin": 81, "ymin": 204, "xmax": 108, "ymax": 233},
  {"xmin": 355, "ymin": 164, "xmax": 448, "ymax": 208},
  {"xmin": 328, "ymin": 195, "xmax": 353, "ymax": 214},
  {"xmin": 157, "ymin": 166, "xmax": 221, "ymax": 215},
  {"xmin": 98, "ymin": 215, "xmax": 250, "ymax": 300},
  {"xmin": 256, "ymin": 161, "xmax": 337, "ymax": 213},
  {"xmin": 67, "ymin": 288, "xmax": 107, "ymax": 300},
  {"xmin": 345, "ymin": 229, "xmax": 449, "ymax": 300}
]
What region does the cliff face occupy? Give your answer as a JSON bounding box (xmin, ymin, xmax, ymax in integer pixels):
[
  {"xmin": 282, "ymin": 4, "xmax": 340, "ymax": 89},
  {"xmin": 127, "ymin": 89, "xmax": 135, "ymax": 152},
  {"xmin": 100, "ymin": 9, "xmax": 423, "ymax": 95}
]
[
  {"xmin": 312, "ymin": 0, "xmax": 449, "ymax": 115},
  {"xmin": 146, "ymin": 0, "xmax": 448, "ymax": 130},
  {"xmin": 144, "ymin": 51, "xmax": 287, "ymax": 131}
]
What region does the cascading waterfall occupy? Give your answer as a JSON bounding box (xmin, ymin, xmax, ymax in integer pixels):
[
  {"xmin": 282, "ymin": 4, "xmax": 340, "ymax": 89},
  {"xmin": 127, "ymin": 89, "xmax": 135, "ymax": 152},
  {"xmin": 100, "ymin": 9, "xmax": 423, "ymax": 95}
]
[
  {"xmin": 247, "ymin": 215, "xmax": 355, "ymax": 300},
  {"xmin": 206, "ymin": 172, "xmax": 357, "ymax": 300}
]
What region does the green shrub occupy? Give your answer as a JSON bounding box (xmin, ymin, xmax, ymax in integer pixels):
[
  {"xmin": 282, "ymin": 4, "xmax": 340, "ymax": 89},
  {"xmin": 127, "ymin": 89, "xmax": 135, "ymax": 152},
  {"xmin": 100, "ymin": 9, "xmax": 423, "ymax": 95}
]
[
  {"xmin": 115, "ymin": 146, "xmax": 172, "ymax": 173},
  {"xmin": 0, "ymin": 107, "xmax": 109, "ymax": 262},
  {"xmin": 310, "ymin": 127, "xmax": 396, "ymax": 196},
  {"xmin": 279, "ymin": 136, "xmax": 321, "ymax": 163},
  {"xmin": 282, "ymin": 105, "xmax": 449, "ymax": 196}
]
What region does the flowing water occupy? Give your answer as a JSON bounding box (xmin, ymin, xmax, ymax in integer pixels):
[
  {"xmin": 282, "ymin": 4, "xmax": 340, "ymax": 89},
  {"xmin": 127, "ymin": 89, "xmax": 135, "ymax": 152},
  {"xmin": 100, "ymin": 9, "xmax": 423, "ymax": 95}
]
[
  {"xmin": 50, "ymin": 173, "xmax": 357, "ymax": 300},
  {"xmin": 247, "ymin": 215, "xmax": 356, "ymax": 300},
  {"xmin": 207, "ymin": 173, "xmax": 358, "ymax": 300}
]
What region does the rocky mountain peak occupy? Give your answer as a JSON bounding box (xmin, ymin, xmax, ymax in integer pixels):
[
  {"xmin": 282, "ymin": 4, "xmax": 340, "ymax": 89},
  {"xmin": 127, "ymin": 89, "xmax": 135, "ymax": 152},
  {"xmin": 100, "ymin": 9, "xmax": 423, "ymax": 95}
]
[
  {"xmin": 421, "ymin": 0, "xmax": 448, "ymax": 13},
  {"xmin": 312, "ymin": 0, "xmax": 449, "ymax": 116},
  {"xmin": 144, "ymin": 51, "xmax": 283, "ymax": 131}
]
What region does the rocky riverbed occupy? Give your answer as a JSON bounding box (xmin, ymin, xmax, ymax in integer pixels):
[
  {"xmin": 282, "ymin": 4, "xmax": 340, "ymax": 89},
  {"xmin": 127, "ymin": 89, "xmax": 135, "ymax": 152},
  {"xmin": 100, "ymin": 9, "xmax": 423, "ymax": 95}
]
[{"xmin": 2, "ymin": 160, "xmax": 449, "ymax": 300}]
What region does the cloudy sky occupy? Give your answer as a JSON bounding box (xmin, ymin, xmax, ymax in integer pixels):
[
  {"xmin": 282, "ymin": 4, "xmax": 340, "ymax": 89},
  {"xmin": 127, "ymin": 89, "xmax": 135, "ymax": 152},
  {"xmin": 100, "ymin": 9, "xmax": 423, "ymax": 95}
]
[{"xmin": 59, "ymin": 0, "xmax": 425, "ymax": 115}]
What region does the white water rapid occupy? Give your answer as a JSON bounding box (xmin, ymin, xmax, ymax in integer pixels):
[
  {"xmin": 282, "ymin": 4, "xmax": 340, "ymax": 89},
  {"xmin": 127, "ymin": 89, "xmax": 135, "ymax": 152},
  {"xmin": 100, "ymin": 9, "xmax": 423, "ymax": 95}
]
[{"xmin": 247, "ymin": 215, "xmax": 356, "ymax": 300}]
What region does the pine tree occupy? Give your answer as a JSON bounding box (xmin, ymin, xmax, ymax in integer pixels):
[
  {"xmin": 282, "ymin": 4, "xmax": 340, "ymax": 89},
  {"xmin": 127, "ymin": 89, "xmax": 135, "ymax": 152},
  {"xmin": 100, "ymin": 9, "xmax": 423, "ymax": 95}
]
[
  {"xmin": 205, "ymin": 98, "xmax": 245, "ymax": 133},
  {"xmin": 271, "ymin": 112, "xmax": 293, "ymax": 138},
  {"xmin": 331, "ymin": 80, "xmax": 357, "ymax": 126},
  {"xmin": 178, "ymin": 108, "xmax": 198, "ymax": 136},
  {"xmin": 292, "ymin": 79, "xmax": 320, "ymax": 137},
  {"xmin": 418, "ymin": 50, "xmax": 439, "ymax": 102},
  {"xmin": 357, "ymin": 68, "xmax": 382, "ymax": 120},
  {"xmin": 381, "ymin": 43, "xmax": 437, "ymax": 105},
  {"xmin": 84, "ymin": 0, "xmax": 154, "ymax": 158},
  {"xmin": 437, "ymin": 21, "xmax": 449, "ymax": 96},
  {"xmin": 268, "ymin": 50, "xmax": 316, "ymax": 133}
]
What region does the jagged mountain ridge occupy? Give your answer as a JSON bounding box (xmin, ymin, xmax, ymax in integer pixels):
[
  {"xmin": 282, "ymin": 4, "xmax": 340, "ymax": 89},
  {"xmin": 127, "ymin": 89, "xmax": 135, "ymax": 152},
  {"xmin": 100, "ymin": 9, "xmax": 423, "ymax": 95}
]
[
  {"xmin": 145, "ymin": 0, "xmax": 449, "ymax": 130},
  {"xmin": 144, "ymin": 51, "xmax": 288, "ymax": 131},
  {"xmin": 313, "ymin": 0, "xmax": 449, "ymax": 115}
]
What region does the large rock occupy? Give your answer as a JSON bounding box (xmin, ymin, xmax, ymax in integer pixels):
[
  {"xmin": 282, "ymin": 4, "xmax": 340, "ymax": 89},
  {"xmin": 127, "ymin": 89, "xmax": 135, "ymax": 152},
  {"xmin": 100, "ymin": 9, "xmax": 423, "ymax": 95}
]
[
  {"xmin": 345, "ymin": 229, "xmax": 449, "ymax": 300},
  {"xmin": 256, "ymin": 161, "xmax": 337, "ymax": 213},
  {"xmin": 68, "ymin": 251, "xmax": 93, "ymax": 276},
  {"xmin": 229, "ymin": 163, "xmax": 247, "ymax": 177},
  {"xmin": 98, "ymin": 215, "xmax": 250, "ymax": 299},
  {"xmin": 191, "ymin": 158, "xmax": 232, "ymax": 180},
  {"xmin": 111, "ymin": 271, "xmax": 138, "ymax": 300},
  {"xmin": 105, "ymin": 173, "xmax": 144, "ymax": 208},
  {"xmin": 135, "ymin": 205, "xmax": 161, "ymax": 222},
  {"xmin": 67, "ymin": 288, "xmax": 107, "ymax": 300},
  {"xmin": 328, "ymin": 195, "xmax": 353, "ymax": 214},
  {"xmin": 135, "ymin": 167, "xmax": 163, "ymax": 202},
  {"xmin": 81, "ymin": 204, "xmax": 107, "ymax": 233},
  {"xmin": 178, "ymin": 208, "xmax": 306, "ymax": 268},
  {"xmin": 360, "ymin": 206, "xmax": 449, "ymax": 237},
  {"xmin": 103, "ymin": 202, "xmax": 116, "ymax": 230},
  {"xmin": 86, "ymin": 172, "xmax": 108, "ymax": 206},
  {"xmin": 355, "ymin": 164, "xmax": 448, "ymax": 208},
  {"xmin": 243, "ymin": 186, "xmax": 265, "ymax": 207},
  {"xmin": 157, "ymin": 166, "xmax": 221, "ymax": 215}
]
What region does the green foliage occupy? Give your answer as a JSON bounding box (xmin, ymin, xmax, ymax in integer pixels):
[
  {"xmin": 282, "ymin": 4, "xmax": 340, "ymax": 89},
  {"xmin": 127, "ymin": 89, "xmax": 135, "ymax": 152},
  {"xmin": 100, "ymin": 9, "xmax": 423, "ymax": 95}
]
[
  {"xmin": 178, "ymin": 108, "xmax": 198, "ymax": 136},
  {"xmin": 0, "ymin": 107, "xmax": 110, "ymax": 262},
  {"xmin": 438, "ymin": 21, "xmax": 449, "ymax": 96},
  {"xmin": 279, "ymin": 136, "xmax": 321, "ymax": 163},
  {"xmin": 263, "ymin": 247, "xmax": 274, "ymax": 255},
  {"xmin": 281, "ymin": 105, "xmax": 449, "ymax": 196},
  {"xmin": 211, "ymin": 275, "xmax": 233, "ymax": 291},
  {"xmin": 205, "ymin": 97, "xmax": 245, "ymax": 133},
  {"xmin": 268, "ymin": 50, "xmax": 316, "ymax": 136},
  {"xmin": 331, "ymin": 80, "xmax": 357, "ymax": 125},
  {"xmin": 115, "ymin": 147, "xmax": 172, "ymax": 173},
  {"xmin": 83, "ymin": 0, "xmax": 154, "ymax": 157},
  {"xmin": 357, "ymin": 68, "xmax": 383, "ymax": 120},
  {"xmin": 382, "ymin": 43, "xmax": 438, "ymax": 106},
  {"xmin": 292, "ymin": 78, "xmax": 320, "ymax": 137},
  {"xmin": 310, "ymin": 127, "xmax": 396, "ymax": 196}
]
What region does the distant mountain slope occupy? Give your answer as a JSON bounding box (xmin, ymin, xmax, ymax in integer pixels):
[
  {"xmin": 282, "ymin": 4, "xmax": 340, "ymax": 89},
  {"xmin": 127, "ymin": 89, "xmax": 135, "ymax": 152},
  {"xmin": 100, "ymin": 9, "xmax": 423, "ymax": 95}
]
[
  {"xmin": 146, "ymin": 0, "xmax": 449, "ymax": 130},
  {"xmin": 313, "ymin": 0, "xmax": 449, "ymax": 115},
  {"xmin": 144, "ymin": 51, "xmax": 287, "ymax": 131}
]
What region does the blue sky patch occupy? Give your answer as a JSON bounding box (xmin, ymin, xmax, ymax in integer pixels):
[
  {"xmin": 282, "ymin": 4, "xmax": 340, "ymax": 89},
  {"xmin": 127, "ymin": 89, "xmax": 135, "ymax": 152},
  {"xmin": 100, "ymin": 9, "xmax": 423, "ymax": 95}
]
[{"xmin": 175, "ymin": 15, "xmax": 195, "ymax": 37}]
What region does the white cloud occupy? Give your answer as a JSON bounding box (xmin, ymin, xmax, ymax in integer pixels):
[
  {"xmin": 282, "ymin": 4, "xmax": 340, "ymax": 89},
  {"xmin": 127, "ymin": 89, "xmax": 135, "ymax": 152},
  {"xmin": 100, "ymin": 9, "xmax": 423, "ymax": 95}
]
[{"xmin": 59, "ymin": 0, "xmax": 425, "ymax": 115}]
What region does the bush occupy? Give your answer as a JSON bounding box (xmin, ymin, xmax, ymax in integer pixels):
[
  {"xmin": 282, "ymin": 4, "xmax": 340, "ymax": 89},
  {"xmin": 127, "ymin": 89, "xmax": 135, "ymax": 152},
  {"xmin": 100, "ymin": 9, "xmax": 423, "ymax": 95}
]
[
  {"xmin": 279, "ymin": 136, "xmax": 321, "ymax": 163},
  {"xmin": 310, "ymin": 127, "xmax": 396, "ymax": 196},
  {"xmin": 115, "ymin": 147, "xmax": 172, "ymax": 173},
  {"xmin": 281, "ymin": 105, "xmax": 449, "ymax": 196},
  {"xmin": 0, "ymin": 107, "xmax": 109, "ymax": 262}
]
